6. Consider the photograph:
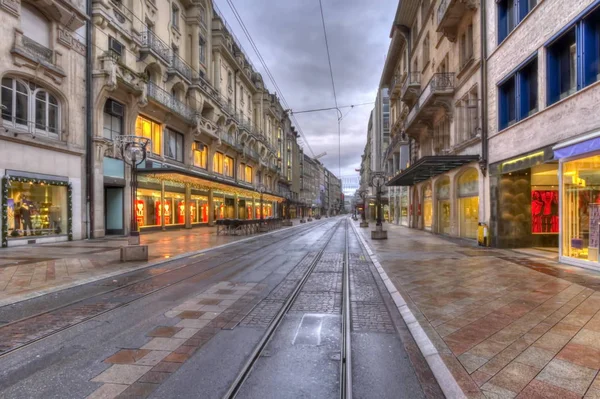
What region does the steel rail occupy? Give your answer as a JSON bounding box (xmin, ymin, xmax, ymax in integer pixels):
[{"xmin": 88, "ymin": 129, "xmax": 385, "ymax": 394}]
[
  {"xmin": 222, "ymin": 219, "xmax": 345, "ymax": 399},
  {"xmin": 0, "ymin": 219, "xmax": 333, "ymax": 359},
  {"xmin": 340, "ymin": 218, "xmax": 353, "ymax": 399}
]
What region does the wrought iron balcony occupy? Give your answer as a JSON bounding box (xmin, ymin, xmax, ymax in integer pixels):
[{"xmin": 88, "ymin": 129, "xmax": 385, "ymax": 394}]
[
  {"xmin": 140, "ymin": 30, "xmax": 171, "ymax": 64},
  {"xmin": 437, "ymin": 0, "xmax": 478, "ymax": 41},
  {"xmin": 168, "ymin": 54, "xmax": 194, "ymax": 82},
  {"xmin": 147, "ymin": 81, "xmax": 195, "ymax": 121},
  {"xmin": 405, "ymin": 73, "xmax": 455, "ymax": 137},
  {"xmin": 401, "ymin": 72, "xmax": 421, "ymax": 105}
]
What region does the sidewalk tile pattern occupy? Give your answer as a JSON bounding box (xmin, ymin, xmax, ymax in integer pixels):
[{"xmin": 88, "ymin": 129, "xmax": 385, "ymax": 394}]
[
  {"xmin": 358, "ymin": 222, "xmax": 600, "ymax": 399},
  {"xmin": 87, "ymin": 281, "xmax": 264, "ymax": 399}
]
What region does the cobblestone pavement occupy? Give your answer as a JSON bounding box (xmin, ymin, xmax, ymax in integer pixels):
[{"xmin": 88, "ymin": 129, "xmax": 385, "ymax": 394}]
[
  {"xmin": 87, "ymin": 281, "xmax": 265, "ymax": 399},
  {"xmin": 0, "ymin": 227, "xmax": 249, "ymax": 306},
  {"xmin": 357, "ymin": 221, "xmax": 600, "ymax": 399}
]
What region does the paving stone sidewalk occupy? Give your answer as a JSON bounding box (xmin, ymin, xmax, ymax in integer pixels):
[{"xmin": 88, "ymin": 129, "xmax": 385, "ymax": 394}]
[
  {"xmin": 0, "ymin": 228, "xmax": 246, "ymax": 307},
  {"xmin": 356, "ymin": 221, "xmax": 600, "ymax": 399}
]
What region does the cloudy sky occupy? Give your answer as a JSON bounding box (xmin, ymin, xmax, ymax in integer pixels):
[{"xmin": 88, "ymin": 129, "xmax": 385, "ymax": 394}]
[{"xmin": 214, "ymin": 0, "xmax": 397, "ymax": 179}]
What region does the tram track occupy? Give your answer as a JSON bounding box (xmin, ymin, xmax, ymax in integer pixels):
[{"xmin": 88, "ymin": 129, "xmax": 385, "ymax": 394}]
[
  {"xmin": 223, "ymin": 218, "xmax": 353, "ymax": 399},
  {"xmin": 0, "ymin": 219, "xmax": 335, "ymax": 359}
]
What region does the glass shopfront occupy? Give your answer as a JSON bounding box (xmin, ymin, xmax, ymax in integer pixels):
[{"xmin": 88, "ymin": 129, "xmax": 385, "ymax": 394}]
[
  {"xmin": 165, "ymin": 192, "xmax": 185, "ymax": 225},
  {"xmin": 458, "ymin": 169, "xmax": 479, "ymax": 239},
  {"xmin": 561, "ymin": 155, "xmax": 600, "ymax": 262},
  {"xmin": 136, "ymin": 188, "xmax": 160, "ymax": 227},
  {"xmin": 423, "ymin": 184, "xmax": 433, "ymax": 230},
  {"xmin": 213, "ymin": 195, "xmax": 225, "ymax": 220},
  {"xmin": 190, "ymin": 194, "xmax": 209, "ymax": 224},
  {"xmin": 436, "ymin": 178, "xmax": 451, "ymax": 235},
  {"xmin": 400, "ymin": 187, "xmax": 409, "ymax": 226},
  {"xmin": 6, "ymin": 180, "xmax": 68, "ymax": 238}
]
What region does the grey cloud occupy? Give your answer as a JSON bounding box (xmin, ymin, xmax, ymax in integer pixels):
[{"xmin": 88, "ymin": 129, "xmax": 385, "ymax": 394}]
[{"xmin": 215, "ymin": 0, "xmax": 396, "ymax": 176}]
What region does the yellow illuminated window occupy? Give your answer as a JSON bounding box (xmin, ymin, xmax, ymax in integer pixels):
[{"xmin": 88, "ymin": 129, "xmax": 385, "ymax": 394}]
[
  {"xmin": 245, "ymin": 165, "xmax": 253, "ymax": 183},
  {"xmin": 213, "ymin": 152, "xmax": 223, "ymax": 174},
  {"xmin": 135, "ymin": 115, "xmax": 161, "ymax": 156},
  {"xmin": 223, "ymin": 155, "xmax": 234, "ymax": 177},
  {"xmin": 193, "ymin": 141, "xmax": 207, "ymax": 169}
]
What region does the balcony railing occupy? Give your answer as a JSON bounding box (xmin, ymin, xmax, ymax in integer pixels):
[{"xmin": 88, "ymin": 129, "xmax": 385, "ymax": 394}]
[
  {"xmin": 430, "ymin": 72, "xmax": 455, "ymax": 90},
  {"xmin": 401, "ymin": 72, "xmax": 421, "ymax": 98},
  {"xmin": 212, "ymin": 3, "xmax": 257, "ymax": 72},
  {"xmin": 147, "ymin": 81, "xmax": 195, "ymax": 121},
  {"xmin": 141, "ymin": 30, "xmax": 171, "ymax": 64},
  {"xmin": 170, "ymin": 54, "xmax": 193, "ymax": 82}
]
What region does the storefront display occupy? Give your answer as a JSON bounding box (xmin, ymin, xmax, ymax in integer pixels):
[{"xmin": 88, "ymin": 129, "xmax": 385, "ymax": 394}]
[
  {"xmin": 531, "ymin": 190, "xmax": 559, "ymax": 233},
  {"xmin": 561, "ymin": 155, "xmax": 600, "ymax": 262},
  {"xmin": 400, "ymin": 188, "xmax": 409, "ymax": 226},
  {"xmin": 190, "ymin": 194, "xmax": 208, "ymax": 224},
  {"xmin": 136, "ymin": 188, "xmax": 159, "ymax": 227},
  {"xmin": 436, "ymin": 179, "xmax": 451, "ymax": 235},
  {"xmin": 458, "ymin": 169, "xmax": 479, "ymax": 239},
  {"xmin": 423, "ymin": 184, "xmax": 432, "ymax": 230},
  {"xmin": 4, "ymin": 179, "xmax": 68, "ymax": 240}
]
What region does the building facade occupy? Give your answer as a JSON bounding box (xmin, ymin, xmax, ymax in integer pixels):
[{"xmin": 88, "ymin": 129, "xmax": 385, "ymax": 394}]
[
  {"xmin": 486, "ymin": 0, "xmax": 600, "ymax": 270},
  {"xmin": 0, "ymin": 0, "xmax": 87, "ymax": 247},
  {"xmin": 89, "ymin": 0, "xmax": 302, "ymax": 235},
  {"xmin": 382, "ymin": 0, "xmax": 487, "ymax": 240}
]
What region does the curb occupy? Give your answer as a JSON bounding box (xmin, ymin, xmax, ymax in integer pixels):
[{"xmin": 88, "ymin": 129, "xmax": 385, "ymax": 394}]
[
  {"xmin": 0, "ymin": 220, "xmax": 323, "ymax": 309},
  {"xmin": 350, "ymin": 220, "xmax": 467, "ymax": 399}
]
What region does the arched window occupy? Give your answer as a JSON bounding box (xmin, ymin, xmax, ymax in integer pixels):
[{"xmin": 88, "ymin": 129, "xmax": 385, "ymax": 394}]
[
  {"xmin": 20, "ymin": 4, "xmax": 51, "ymax": 48},
  {"xmin": 1, "ymin": 77, "xmax": 60, "ymax": 137}
]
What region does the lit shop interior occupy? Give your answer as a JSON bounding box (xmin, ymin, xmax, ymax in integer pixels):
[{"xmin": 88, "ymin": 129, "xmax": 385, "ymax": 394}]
[
  {"xmin": 135, "ymin": 172, "xmax": 280, "ymax": 230},
  {"xmin": 490, "ymin": 148, "xmax": 559, "ymax": 249}
]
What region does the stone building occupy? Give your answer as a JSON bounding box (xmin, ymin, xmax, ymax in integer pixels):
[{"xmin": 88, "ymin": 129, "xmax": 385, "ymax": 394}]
[
  {"xmin": 485, "ymin": 0, "xmax": 600, "ymax": 270},
  {"xmin": 382, "ymin": 0, "xmax": 487, "ymax": 240},
  {"xmin": 0, "ymin": 0, "xmax": 87, "ymax": 246},
  {"xmin": 89, "ymin": 0, "xmax": 301, "ymax": 235}
]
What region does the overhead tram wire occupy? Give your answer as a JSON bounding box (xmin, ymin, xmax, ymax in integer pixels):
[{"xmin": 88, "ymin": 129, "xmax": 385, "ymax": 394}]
[
  {"xmin": 223, "ymin": 0, "xmax": 317, "ymax": 158},
  {"xmin": 289, "ymin": 102, "xmax": 374, "ymax": 115},
  {"xmin": 318, "ymin": 0, "xmax": 342, "ymax": 177}
]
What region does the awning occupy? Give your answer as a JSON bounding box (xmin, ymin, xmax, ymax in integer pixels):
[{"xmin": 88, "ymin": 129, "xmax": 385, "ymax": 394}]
[
  {"xmin": 553, "ymin": 129, "xmax": 600, "ymax": 159},
  {"xmin": 137, "ymin": 168, "xmax": 284, "ymax": 202},
  {"xmin": 386, "ymin": 155, "xmax": 479, "ymax": 186}
]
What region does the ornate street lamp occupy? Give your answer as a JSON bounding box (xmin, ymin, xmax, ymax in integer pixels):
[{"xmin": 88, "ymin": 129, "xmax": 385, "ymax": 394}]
[
  {"xmin": 371, "ymin": 171, "xmax": 388, "ymax": 240},
  {"xmin": 358, "ymin": 189, "xmax": 369, "ymax": 228},
  {"xmin": 117, "ymin": 135, "xmax": 150, "ymax": 244}
]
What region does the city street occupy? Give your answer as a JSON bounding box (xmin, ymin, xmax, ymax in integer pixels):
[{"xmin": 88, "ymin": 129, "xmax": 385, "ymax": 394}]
[{"xmin": 0, "ymin": 218, "xmax": 441, "ymax": 399}]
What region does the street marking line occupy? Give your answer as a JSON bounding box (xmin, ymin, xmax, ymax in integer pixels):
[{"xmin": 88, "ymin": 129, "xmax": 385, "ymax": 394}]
[{"xmin": 349, "ymin": 220, "xmax": 467, "ymax": 399}]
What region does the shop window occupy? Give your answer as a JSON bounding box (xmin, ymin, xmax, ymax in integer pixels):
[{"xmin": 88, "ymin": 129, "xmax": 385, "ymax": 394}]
[
  {"xmin": 498, "ymin": 0, "xmax": 536, "ymax": 43},
  {"xmin": 21, "ymin": 3, "xmax": 51, "ymax": 48},
  {"xmin": 457, "ymin": 168, "xmax": 479, "ymax": 239},
  {"xmin": 103, "ymin": 99, "xmax": 124, "ymax": 140},
  {"xmin": 436, "ymin": 178, "xmax": 451, "ymax": 235},
  {"xmin": 6, "ymin": 180, "xmax": 68, "ymax": 239},
  {"xmin": 193, "ymin": 141, "xmax": 207, "ymax": 168},
  {"xmin": 245, "ymin": 165, "xmax": 253, "ymax": 183},
  {"xmin": 498, "ymin": 57, "xmax": 537, "ymax": 130},
  {"xmin": 562, "ymin": 155, "xmax": 600, "ymax": 262},
  {"xmin": 223, "ymin": 155, "xmax": 234, "ymax": 177},
  {"xmin": 190, "ymin": 194, "xmax": 209, "ymax": 223},
  {"xmin": 1, "ymin": 78, "xmax": 60, "ymax": 137},
  {"xmin": 422, "ymin": 184, "xmax": 432, "ymax": 230},
  {"xmin": 135, "ymin": 115, "xmax": 161, "ymax": 156},
  {"xmin": 213, "ymin": 152, "xmax": 224, "ymax": 174},
  {"xmin": 164, "ymin": 129, "xmax": 184, "ymax": 162}
]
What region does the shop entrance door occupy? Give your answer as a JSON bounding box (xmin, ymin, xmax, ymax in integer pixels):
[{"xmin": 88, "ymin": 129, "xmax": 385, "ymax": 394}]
[{"xmin": 105, "ymin": 187, "xmax": 124, "ymax": 235}]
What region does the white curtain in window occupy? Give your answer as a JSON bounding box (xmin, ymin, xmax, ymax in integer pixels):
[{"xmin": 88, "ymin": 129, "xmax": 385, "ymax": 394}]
[{"xmin": 21, "ymin": 4, "xmax": 51, "ymax": 47}]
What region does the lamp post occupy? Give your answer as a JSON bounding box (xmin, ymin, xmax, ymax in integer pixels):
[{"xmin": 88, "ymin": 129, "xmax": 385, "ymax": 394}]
[
  {"xmin": 118, "ymin": 135, "xmax": 150, "ymax": 245},
  {"xmin": 359, "ymin": 189, "xmax": 369, "ymax": 228},
  {"xmin": 258, "ymin": 183, "xmax": 267, "ymax": 232},
  {"xmin": 371, "ymin": 172, "xmax": 388, "ymax": 240}
]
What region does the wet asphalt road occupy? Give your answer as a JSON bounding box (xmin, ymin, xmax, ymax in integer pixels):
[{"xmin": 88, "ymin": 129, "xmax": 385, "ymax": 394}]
[{"xmin": 0, "ymin": 217, "xmax": 441, "ymax": 399}]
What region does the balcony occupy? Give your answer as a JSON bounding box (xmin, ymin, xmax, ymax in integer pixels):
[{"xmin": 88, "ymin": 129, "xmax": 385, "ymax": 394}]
[
  {"xmin": 11, "ymin": 30, "xmax": 65, "ymax": 81},
  {"xmin": 140, "ymin": 30, "xmax": 171, "ymax": 65},
  {"xmin": 405, "ymin": 73, "xmax": 455, "ymax": 137},
  {"xmin": 401, "ymin": 72, "xmax": 421, "ymax": 105},
  {"xmin": 147, "ymin": 82, "xmax": 195, "ymax": 122},
  {"xmin": 168, "ymin": 54, "xmax": 194, "ymax": 83},
  {"xmin": 389, "ymin": 72, "xmax": 405, "ymax": 99},
  {"xmin": 437, "ymin": 0, "xmax": 478, "ymax": 42},
  {"xmin": 221, "ymin": 131, "xmax": 237, "ymax": 147}
]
